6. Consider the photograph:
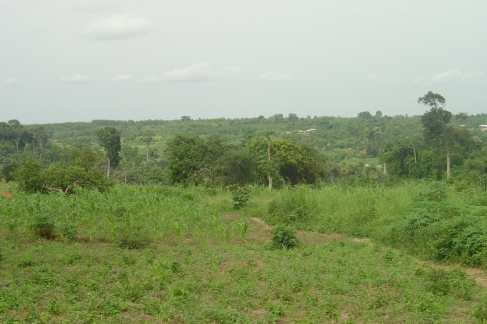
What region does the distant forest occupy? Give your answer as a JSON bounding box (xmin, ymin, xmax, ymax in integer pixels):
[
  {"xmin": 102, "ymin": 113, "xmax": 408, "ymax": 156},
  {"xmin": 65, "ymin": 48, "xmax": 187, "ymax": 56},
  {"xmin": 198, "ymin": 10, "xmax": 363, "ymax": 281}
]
[{"xmin": 2, "ymin": 108, "xmax": 487, "ymax": 190}]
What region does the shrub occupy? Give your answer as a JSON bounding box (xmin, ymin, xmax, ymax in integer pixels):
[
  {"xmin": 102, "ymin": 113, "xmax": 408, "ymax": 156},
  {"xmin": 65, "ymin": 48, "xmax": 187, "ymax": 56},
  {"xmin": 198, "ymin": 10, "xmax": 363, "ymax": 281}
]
[
  {"xmin": 270, "ymin": 225, "xmax": 299, "ymax": 249},
  {"xmin": 59, "ymin": 222, "xmax": 78, "ymax": 242},
  {"xmin": 31, "ymin": 213, "xmax": 56, "ymax": 239},
  {"xmin": 230, "ymin": 186, "xmax": 251, "ymax": 210}
]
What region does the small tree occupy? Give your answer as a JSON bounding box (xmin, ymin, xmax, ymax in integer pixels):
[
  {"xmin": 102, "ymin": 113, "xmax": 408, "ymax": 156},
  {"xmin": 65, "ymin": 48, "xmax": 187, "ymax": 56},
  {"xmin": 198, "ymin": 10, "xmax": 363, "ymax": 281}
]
[{"xmin": 97, "ymin": 127, "xmax": 121, "ymax": 179}]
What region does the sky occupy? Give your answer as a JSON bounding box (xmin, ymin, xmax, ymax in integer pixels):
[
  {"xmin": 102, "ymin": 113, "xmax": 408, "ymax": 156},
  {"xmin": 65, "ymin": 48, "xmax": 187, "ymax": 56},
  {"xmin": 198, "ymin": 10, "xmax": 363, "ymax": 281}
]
[{"xmin": 1, "ymin": 0, "xmax": 486, "ymax": 124}]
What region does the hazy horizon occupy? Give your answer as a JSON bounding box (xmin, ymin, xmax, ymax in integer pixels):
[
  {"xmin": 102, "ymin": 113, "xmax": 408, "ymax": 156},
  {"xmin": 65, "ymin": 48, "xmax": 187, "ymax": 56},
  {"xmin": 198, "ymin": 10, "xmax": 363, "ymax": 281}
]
[{"xmin": 2, "ymin": 0, "xmax": 486, "ymax": 124}]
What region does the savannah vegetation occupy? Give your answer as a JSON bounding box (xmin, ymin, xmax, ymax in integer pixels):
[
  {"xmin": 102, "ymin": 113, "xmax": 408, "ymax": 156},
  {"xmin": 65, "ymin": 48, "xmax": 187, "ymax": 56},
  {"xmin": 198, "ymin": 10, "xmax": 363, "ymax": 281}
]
[{"xmin": 1, "ymin": 92, "xmax": 487, "ymax": 322}]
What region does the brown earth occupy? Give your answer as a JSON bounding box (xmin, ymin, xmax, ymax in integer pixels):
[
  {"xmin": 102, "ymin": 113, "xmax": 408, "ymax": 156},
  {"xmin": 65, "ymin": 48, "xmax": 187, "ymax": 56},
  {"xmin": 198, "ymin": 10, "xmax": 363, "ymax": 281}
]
[{"xmin": 0, "ymin": 189, "xmax": 14, "ymax": 200}]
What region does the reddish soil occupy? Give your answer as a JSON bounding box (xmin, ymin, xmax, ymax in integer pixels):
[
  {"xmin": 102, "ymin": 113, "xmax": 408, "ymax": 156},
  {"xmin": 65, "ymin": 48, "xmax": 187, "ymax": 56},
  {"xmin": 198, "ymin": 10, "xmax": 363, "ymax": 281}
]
[{"xmin": 0, "ymin": 189, "xmax": 14, "ymax": 200}]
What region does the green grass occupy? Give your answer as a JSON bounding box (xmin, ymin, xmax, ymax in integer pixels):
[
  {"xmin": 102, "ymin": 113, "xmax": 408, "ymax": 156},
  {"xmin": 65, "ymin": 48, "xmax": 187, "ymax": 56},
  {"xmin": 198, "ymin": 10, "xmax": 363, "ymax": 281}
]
[{"xmin": 1, "ymin": 182, "xmax": 487, "ymax": 323}]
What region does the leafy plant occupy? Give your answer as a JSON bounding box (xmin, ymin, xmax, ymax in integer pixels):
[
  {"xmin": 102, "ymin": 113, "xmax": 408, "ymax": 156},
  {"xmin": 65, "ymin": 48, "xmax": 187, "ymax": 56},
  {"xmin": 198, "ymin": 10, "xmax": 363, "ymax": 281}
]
[
  {"xmin": 31, "ymin": 213, "xmax": 56, "ymax": 239},
  {"xmin": 59, "ymin": 222, "xmax": 78, "ymax": 242},
  {"xmin": 230, "ymin": 185, "xmax": 251, "ymax": 210},
  {"xmin": 270, "ymin": 224, "xmax": 299, "ymax": 249}
]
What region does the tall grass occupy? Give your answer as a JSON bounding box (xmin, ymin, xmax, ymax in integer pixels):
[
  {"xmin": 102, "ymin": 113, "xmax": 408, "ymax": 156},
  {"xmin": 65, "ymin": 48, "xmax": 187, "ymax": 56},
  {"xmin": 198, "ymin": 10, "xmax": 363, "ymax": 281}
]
[{"xmin": 241, "ymin": 182, "xmax": 424, "ymax": 239}]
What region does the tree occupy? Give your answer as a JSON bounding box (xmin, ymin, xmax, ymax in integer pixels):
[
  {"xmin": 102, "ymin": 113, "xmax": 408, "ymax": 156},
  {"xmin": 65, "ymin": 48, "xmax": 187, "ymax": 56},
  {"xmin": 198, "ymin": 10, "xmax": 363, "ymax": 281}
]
[
  {"xmin": 418, "ymin": 91, "xmax": 453, "ymax": 179},
  {"xmin": 97, "ymin": 127, "xmax": 121, "ymax": 179},
  {"xmin": 141, "ymin": 129, "xmax": 155, "ymax": 163},
  {"xmin": 357, "ymin": 111, "xmax": 373, "ymax": 120},
  {"xmin": 7, "ymin": 120, "xmax": 28, "ymax": 151},
  {"xmin": 375, "ymin": 110, "xmax": 383, "ymax": 118},
  {"xmin": 31, "ymin": 126, "xmax": 48, "ymax": 159}
]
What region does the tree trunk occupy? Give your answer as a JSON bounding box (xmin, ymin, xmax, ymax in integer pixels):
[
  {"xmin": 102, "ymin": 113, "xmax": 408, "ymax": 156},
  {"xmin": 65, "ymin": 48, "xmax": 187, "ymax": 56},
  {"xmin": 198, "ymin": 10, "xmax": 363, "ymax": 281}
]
[
  {"xmin": 146, "ymin": 144, "xmax": 149, "ymax": 164},
  {"xmin": 446, "ymin": 145, "xmax": 450, "ymax": 180},
  {"xmin": 383, "ymin": 162, "xmax": 387, "ymax": 175},
  {"xmin": 413, "ymin": 147, "xmax": 417, "ymax": 164},
  {"xmin": 107, "ymin": 157, "xmax": 111, "ymax": 179}
]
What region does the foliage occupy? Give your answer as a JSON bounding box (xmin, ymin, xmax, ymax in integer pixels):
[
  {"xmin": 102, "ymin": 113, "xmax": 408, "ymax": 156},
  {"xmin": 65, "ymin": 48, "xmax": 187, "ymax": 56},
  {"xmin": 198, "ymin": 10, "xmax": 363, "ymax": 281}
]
[
  {"xmin": 269, "ymin": 224, "xmax": 299, "ymax": 249},
  {"xmin": 31, "ymin": 213, "xmax": 56, "ymax": 239},
  {"xmin": 1, "ymin": 164, "xmax": 18, "ymax": 183},
  {"xmin": 117, "ymin": 226, "xmax": 151, "ymax": 249},
  {"xmin": 13, "ymin": 156, "xmax": 44, "ymax": 193},
  {"xmin": 2, "ymin": 183, "xmax": 487, "ymax": 322},
  {"xmin": 97, "ymin": 126, "xmax": 121, "ymax": 178},
  {"xmin": 386, "ymin": 182, "xmax": 487, "ymax": 266},
  {"xmin": 13, "ymin": 156, "xmax": 112, "ymax": 194},
  {"xmin": 230, "ymin": 186, "xmax": 251, "ymax": 210}
]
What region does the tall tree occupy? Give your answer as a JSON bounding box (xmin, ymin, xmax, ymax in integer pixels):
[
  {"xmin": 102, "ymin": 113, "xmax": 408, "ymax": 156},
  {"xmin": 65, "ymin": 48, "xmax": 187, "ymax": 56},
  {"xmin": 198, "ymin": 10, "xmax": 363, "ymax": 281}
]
[
  {"xmin": 97, "ymin": 127, "xmax": 121, "ymax": 179},
  {"xmin": 141, "ymin": 129, "xmax": 155, "ymax": 163},
  {"xmin": 418, "ymin": 91, "xmax": 453, "ymax": 179}
]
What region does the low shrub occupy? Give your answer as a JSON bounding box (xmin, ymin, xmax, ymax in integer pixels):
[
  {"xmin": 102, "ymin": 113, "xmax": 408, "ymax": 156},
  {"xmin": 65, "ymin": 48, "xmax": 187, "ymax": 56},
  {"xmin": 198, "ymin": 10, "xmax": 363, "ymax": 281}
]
[
  {"xmin": 31, "ymin": 213, "xmax": 56, "ymax": 239},
  {"xmin": 269, "ymin": 225, "xmax": 299, "ymax": 249}
]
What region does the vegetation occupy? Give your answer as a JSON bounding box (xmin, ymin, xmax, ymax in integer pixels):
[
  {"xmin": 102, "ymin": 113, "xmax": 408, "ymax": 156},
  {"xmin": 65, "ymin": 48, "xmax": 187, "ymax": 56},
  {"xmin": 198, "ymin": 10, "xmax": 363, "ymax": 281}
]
[
  {"xmin": 1, "ymin": 93, "xmax": 487, "ymax": 322},
  {"xmin": 1, "ymin": 183, "xmax": 487, "ymax": 323}
]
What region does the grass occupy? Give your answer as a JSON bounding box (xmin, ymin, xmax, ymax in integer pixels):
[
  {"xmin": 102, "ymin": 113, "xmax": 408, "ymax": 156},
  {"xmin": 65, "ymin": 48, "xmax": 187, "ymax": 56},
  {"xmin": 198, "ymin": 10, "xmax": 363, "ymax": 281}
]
[{"xmin": 1, "ymin": 182, "xmax": 487, "ymax": 323}]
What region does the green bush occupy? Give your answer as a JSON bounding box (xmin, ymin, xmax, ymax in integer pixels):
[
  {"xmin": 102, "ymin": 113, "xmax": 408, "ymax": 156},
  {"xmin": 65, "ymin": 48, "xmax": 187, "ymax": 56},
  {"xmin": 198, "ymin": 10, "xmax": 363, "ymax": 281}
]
[
  {"xmin": 230, "ymin": 185, "xmax": 251, "ymax": 210},
  {"xmin": 269, "ymin": 225, "xmax": 299, "ymax": 249},
  {"xmin": 58, "ymin": 222, "xmax": 78, "ymax": 242},
  {"xmin": 31, "ymin": 213, "xmax": 56, "ymax": 239},
  {"xmin": 387, "ymin": 182, "xmax": 487, "ymax": 265}
]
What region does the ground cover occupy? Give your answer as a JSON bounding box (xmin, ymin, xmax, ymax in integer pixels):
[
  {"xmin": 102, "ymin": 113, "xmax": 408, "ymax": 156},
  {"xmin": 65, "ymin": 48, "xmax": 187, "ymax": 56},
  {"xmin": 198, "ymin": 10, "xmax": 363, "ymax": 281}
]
[{"xmin": 1, "ymin": 183, "xmax": 487, "ymax": 323}]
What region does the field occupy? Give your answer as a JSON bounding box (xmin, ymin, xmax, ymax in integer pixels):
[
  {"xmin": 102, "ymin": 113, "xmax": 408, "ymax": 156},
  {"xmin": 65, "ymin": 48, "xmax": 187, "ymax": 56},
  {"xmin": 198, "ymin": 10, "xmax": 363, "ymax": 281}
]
[{"xmin": 1, "ymin": 183, "xmax": 487, "ymax": 323}]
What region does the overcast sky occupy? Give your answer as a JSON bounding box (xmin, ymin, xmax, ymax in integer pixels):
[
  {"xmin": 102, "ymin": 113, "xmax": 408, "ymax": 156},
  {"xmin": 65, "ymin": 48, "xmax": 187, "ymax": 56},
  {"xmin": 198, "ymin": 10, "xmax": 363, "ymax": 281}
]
[{"xmin": 1, "ymin": 0, "xmax": 486, "ymax": 124}]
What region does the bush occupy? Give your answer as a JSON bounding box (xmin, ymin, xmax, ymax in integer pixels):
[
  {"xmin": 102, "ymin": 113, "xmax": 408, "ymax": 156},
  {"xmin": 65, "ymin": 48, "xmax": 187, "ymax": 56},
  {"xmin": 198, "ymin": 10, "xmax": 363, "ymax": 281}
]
[
  {"xmin": 31, "ymin": 213, "xmax": 56, "ymax": 239},
  {"xmin": 387, "ymin": 182, "xmax": 487, "ymax": 265},
  {"xmin": 59, "ymin": 222, "xmax": 78, "ymax": 242},
  {"xmin": 230, "ymin": 185, "xmax": 251, "ymax": 210},
  {"xmin": 269, "ymin": 225, "xmax": 299, "ymax": 249}
]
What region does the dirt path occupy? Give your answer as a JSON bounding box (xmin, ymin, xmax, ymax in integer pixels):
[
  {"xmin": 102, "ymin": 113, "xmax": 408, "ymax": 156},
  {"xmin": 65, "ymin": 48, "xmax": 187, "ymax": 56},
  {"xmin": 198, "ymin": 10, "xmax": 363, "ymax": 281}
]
[{"xmin": 247, "ymin": 216, "xmax": 487, "ymax": 289}]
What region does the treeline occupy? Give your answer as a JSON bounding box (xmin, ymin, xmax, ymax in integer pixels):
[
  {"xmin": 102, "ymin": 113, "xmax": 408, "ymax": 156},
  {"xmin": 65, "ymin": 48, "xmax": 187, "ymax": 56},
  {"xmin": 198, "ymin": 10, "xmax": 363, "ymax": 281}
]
[{"xmin": 2, "ymin": 92, "xmax": 487, "ymax": 190}]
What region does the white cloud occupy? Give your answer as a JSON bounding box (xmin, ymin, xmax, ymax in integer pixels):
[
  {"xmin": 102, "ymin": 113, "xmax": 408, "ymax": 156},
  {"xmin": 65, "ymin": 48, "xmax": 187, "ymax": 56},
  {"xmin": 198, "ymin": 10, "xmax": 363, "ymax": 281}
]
[
  {"xmin": 2, "ymin": 77, "xmax": 19, "ymax": 86},
  {"xmin": 136, "ymin": 75, "xmax": 160, "ymax": 84},
  {"xmin": 162, "ymin": 63, "xmax": 241, "ymax": 82},
  {"xmin": 60, "ymin": 74, "xmax": 92, "ymax": 84},
  {"xmin": 112, "ymin": 74, "xmax": 135, "ymax": 82},
  {"xmin": 413, "ymin": 69, "xmax": 485, "ymax": 86},
  {"xmin": 258, "ymin": 71, "xmax": 295, "ymax": 82},
  {"xmin": 367, "ymin": 74, "xmax": 402, "ymax": 86},
  {"xmin": 84, "ymin": 14, "xmax": 153, "ymax": 40}
]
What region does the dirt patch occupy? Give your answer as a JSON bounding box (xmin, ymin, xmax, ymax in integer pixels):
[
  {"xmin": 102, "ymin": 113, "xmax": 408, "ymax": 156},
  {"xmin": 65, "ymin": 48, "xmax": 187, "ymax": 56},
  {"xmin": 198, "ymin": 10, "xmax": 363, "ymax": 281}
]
[
  {"xmin": 0, "ymin": 189, "xmax": 14, "ymax": 200},
  {"xmin": 221, "ymin": 213, "xmax": 240, "ymax": 220},
  {"xmin": 465, "ymin": 268, "xmax": 487, "ymax": 288}
]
